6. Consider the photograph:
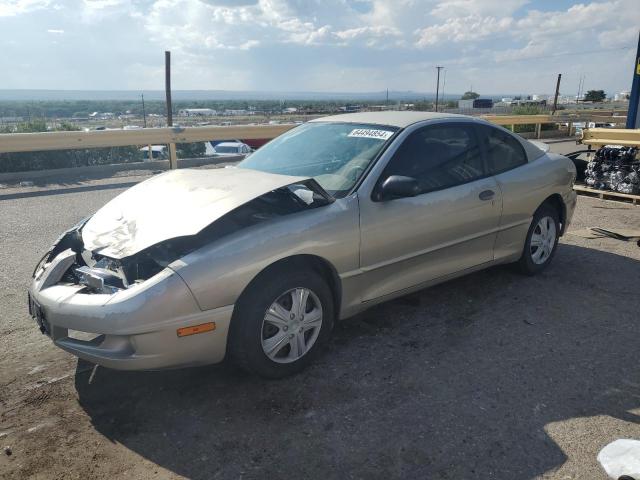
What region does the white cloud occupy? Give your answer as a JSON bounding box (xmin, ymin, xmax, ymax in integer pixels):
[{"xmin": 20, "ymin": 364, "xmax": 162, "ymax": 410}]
[
  {"xmin": 488, "ymin": 0, "xmax": 640, "ymax": 63},
  {"xmin": 142, "ymin": 0, "xmax": 409, "ymax": 52},
  {"xmin": 1, "ymin": 0, "xmax": 639, "ymax": 94},
  {"xmin": 335, "ymin": 25, "xmax": 401, "ymax": 40},
  {"xmin": 334, "ymin": 25, "xmax": 403, "ymax": 47},
  {"xmin": 359, "ymin": 0, "xmax": 419, "ymax": 30},
  {"xmin": 430, "ymin": 0, "xmax": 528, "ymax": 17},
  {"xmin": 80, "ymin": 0, "xmax": 142, "ymax": 22},
  {"xmin": 415, "ymin": 16, "xmax": 512, "ymax": 46},
  {"xmin": 143, "ymin": 0, "xmax": 335, "ymax": 51},
  {"xmin": 0, "ymin": 0, "xmax": 50, "ymax": 16}
]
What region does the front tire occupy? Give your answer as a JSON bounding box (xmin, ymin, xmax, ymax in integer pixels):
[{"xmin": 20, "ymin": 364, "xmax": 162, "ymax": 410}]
[
  {"xmin": 518, "ymin": 204, "xmax": 560, "ymax": 275},
  {"xmin": 229, "ymin": 267, "xmax": 334, "ymax": 378}
]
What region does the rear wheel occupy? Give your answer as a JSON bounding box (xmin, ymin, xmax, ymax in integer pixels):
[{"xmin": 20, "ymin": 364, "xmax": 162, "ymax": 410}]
[
  {"xmin": 518, "ymin": 204, "xmax": 560, "ymax": 275},
  {"xmin": 229, "ymin": 268, "xmax": 334, "ymax": 378}
]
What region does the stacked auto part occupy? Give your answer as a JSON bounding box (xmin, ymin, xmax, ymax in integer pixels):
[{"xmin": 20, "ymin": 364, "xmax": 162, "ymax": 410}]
[{"xmin": 585, "ymin": 146, "xmax": 640, "ymax": 194}]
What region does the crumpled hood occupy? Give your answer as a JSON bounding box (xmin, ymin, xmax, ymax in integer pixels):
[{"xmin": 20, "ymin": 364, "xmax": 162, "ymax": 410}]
[{"xmin": 82, "ymin": 167, "xmax": 308, "ymax": 259}]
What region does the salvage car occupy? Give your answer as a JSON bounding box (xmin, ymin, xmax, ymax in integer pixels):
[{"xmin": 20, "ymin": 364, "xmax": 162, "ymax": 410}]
[
  {"xmin": 212, "ymin": 141, "xmax": 252, "ymax": 157},
  {"xmin": 28, "ymin": 112, "xmax": 577, "ymax": 378}
]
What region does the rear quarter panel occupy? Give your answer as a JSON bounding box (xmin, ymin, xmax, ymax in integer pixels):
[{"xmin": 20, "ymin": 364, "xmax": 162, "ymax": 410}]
[{"xmin": 493, "ymin": 153, "xmax": 576, "ymax": 261}]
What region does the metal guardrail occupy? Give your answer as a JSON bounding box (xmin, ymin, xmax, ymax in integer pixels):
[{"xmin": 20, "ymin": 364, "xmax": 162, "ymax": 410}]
[
  {"xmin": 0, "ymin": 114, "xmax": 629, "ymax": 168},
  {"xmin": 482, "ymin": 114, "xmax": 626, "ymax": 126},
  {"xmin": 481, "ymin": 114, "xmax": 627, "ymax": 139},
  {"xmin": 0, "ymin": 124, "xmax": 294, "ymax": 169},
  {"xmin": 0, "ymin": 124, "xmax": 293, "ymax": 154}
]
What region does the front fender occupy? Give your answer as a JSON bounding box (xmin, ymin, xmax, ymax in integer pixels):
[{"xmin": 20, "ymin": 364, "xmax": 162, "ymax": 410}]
[{"xmin": 169, "ymin": 195, "xmax": 360, "ymax": 311}]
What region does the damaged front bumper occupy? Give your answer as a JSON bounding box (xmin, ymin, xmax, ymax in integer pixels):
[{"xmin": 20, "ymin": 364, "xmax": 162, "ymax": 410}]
[{"xmin": 28, "ymin": 249, "xmax": 233, "ymax": 370}]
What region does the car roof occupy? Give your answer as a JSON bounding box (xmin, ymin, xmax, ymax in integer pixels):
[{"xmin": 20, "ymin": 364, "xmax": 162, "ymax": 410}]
[
  {"xmin": 216, "ymin": 141, "xmax": 242, "ymax": 147},
  {"xmin": 309, "ymin": 110, "xmax": 545, "ymax": 162},
  {"xmin": 310, "ymin": 111, "xmax": 467, "ymax": 128}
]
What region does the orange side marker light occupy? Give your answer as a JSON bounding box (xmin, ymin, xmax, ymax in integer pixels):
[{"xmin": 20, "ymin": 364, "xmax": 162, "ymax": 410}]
[{"xmin": 177, "ymin": 322, "xmax": 216, "ymax": 337}]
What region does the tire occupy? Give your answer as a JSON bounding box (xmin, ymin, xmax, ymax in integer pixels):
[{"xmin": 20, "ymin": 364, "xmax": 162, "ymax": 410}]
[
  {"xmin": 517, "ymin": 203, "xmax": 560, "ymax": 275},
  {"xmin": 228, "ymin": 266, "xmax": 334, "ymax": 379}
]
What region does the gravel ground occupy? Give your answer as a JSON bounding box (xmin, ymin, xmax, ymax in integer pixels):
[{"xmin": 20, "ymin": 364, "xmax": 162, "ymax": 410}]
[{"xmin": 1, "ymin": 142, "xmax": 640, "ymax": 479}]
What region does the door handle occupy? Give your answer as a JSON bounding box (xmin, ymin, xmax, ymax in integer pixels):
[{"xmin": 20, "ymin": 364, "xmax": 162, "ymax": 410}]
[{"xmin": 479, "ymin": 190, "xmax": 495, "ymax": 201}]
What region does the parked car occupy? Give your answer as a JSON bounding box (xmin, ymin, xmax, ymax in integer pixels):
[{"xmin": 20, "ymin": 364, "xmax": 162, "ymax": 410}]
[
  {"xmin": 139, "ymin": 145, "xmax": 167, "ymax": 160},
  {"xmin": 212, "ymin": 141, "xmax": 252, "ymax": 156},
  {"xmin": 205, "ymin": 139, "xmax": 243, "ymax": 156},
  {"xmin": 574, "ymin": 121, "xmax": 616, "ymax": 136},
  {"xmin": 28, "ymin": 112, "xmax": 577, "ymax": 378}
]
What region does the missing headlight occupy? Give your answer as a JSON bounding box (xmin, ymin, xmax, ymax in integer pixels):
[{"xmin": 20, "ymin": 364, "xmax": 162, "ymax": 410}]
[{"xmin": 75, "ymin": 266, "xmax": 126, "ymax": 293}]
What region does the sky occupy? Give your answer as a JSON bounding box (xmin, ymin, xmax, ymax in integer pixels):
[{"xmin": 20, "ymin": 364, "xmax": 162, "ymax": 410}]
[{"xmin": 0, "ymin": 0, "xmax": 639, "ymax": 96}]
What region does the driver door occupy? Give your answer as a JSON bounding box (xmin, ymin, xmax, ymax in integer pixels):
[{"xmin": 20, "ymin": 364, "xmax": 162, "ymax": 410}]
[{"xmin": 358, "ymin": 122, "xmax": 502, "ymax": 302}]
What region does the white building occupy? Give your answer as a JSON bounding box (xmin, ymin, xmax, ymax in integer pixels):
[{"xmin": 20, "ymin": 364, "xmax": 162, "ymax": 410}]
[
  {"xmin": 223, "ymin": 109, "xmax": 250, "ymax": 116},
  {"xmin": 614, "ymin": 91, "xmax": 631, "ymax": 101},
  {"xmin": 178, "ymin": 108, "xmax": 217, "ymax": 117}
]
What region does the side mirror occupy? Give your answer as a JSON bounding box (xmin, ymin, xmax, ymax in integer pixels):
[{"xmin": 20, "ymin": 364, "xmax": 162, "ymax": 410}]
[{"xmin": 378, "ymin": 175, "xmax": 420, "ymax": 200}]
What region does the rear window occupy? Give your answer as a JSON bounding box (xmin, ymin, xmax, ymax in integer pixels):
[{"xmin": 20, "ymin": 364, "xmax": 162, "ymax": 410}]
[
  {"xmin": 216, "ymin": 146, "xmax": 239, "ymax": 153},
  {"xmin": 479, "ymin": 125, "xmax": 527, "ymax": 174}
]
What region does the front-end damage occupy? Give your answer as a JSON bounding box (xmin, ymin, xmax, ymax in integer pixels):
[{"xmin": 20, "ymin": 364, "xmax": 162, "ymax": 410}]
[
  {"xmin": 42, "ymin": 179, "xmax": 332, "ymax": 296},
  {"xmin": 28, "ymin": 169, "xmax": 333, "ymax": 370}
]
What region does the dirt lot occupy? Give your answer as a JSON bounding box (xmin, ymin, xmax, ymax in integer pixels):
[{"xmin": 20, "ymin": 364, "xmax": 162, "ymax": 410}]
[{"xmin": 1, "ymin": 149, "xmax": 640, "ymax": 479}]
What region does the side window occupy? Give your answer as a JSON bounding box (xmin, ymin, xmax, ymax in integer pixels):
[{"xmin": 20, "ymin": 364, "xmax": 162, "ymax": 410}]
[
  {"xmin": 381, "ymin": 124, "xmax": 484, "ymax": 194},
  {"xmin": 481, "ymin": 125, "xmax": 527, "ymax": 174}
]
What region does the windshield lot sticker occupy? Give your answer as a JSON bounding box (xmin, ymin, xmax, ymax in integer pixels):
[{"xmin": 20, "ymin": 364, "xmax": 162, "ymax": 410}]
[{"xmin": 348, "ymin": 129, "xmax": 394, "ymax": 140}]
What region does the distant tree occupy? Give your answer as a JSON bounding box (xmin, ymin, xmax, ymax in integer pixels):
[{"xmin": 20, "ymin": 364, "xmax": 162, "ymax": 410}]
[
  {"xmin": 15, "ymin": 120, "xmax": 48, "ymax": 133},
  {"xmin": 513, "ymin": 105, "xmax": 543, "ymax": 115},
  {"xmin": 58, "ymin": 122, "xmax": 80, "ymax": 131},
  {"xmin": 461, "ymin": 91, "xmax": 480, "ymax": 100},
  {"xmin": 177, "ymin": 142, "xmax": 206, "ymax": 158},
  {"xmin": 583, "ymin": 90, "xmax": 606, "ymax": 102},
  {"xmin": 413, "ymin": 101, "xmax": 434, "ymax": 111}
]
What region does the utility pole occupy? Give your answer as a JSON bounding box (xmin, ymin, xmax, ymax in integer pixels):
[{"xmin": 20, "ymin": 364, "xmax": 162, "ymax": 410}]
[
  {"xmin": 435, "ymin": 66, "xmax": 443, "ymax": 112},
  {"xmin": 441, "ymin": 69, "xmax": 447, "ymax": 110},
  {"xmin": 142, "ymin": 93, "xmax": 151, "ymax": 161},
  {"xmin": 552, "ymin": 74, "xmax": 562, "ymax": 114},
  {"xmin": 141, "ymin": 93, "xmax": 147, "ymax": 128},
  {"xmin": 165, "ymin": 50, "xmax": 177, "ymax": 169},
  {"xmin": 577, "ymin": 74, "xmax": 585, "ymax": 103},
  {"xmin": 165, "ymin": 51, "xmax": 173, "ymax": 126}
]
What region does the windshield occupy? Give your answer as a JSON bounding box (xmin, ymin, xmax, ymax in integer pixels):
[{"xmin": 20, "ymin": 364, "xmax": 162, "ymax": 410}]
[
  {"xmin": 237, "ymin": 122, "xmax": 398, "ymax": 197},
  {"xmin": 215, "ymin": 145, "xmax": 239, "ymax": 153}
]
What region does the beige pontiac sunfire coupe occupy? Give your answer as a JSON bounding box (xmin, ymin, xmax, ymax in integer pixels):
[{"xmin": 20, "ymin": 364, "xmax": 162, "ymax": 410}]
[{"xmin": 29, "ymin": 111, "xmax": 577, "ymax": 378}]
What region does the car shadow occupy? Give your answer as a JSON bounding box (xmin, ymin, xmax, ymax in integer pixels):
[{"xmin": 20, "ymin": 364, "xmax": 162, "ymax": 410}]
[{"xmin": 74, "ymin": 243, "xmax": 640, "ymax": 479}]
